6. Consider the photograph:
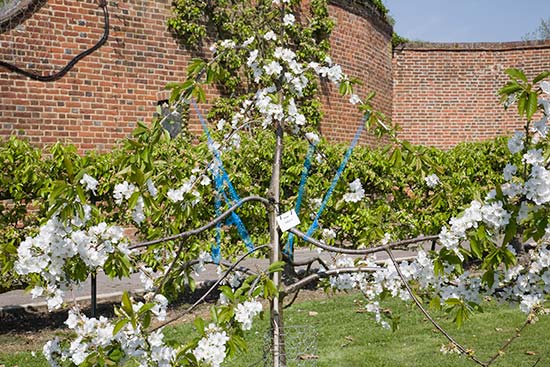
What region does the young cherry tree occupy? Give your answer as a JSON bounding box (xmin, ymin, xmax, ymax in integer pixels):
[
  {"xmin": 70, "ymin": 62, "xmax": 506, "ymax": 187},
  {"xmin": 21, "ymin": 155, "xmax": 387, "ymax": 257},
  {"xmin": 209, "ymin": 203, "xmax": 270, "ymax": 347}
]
[{"xmin": 12, "ymin": 0, "xmax": 550, "ymax": 366}]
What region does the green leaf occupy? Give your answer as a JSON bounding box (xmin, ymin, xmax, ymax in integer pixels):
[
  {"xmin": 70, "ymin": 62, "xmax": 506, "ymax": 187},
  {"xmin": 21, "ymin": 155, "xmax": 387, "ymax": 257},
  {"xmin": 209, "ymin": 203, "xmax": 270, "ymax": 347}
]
[
  {"xmin": 138, "ymin": 303, "xmax": 155, "ymax": 314},
  {"xmin": 505, "ymin": 68, "xmax": 527, "ymax": 83},
  {"xmin": 63, "ymin": 157, "xmax": 74, "ymax": 179},
  {"xmin": 108, "ymin": 348, "xmax": 124, "ymax": 362},
  {"xmin": 113, "ymin": 319, "xmax": 129, "ymax": 335},
  {"xmin": 429, "ymin": 296, "xmax": 441, "ymax": 311},
  {"xmin": 121, "ymin": 292, "xmax": 133, "ymax": 315},
  {"xmin": 526, "ymin": 91, "xmax": 538, "ymax": 121},
  {"xmin": 533, "ymin": 71, "xmax": 550, "ymax": 84},
  {"xmin": 469, "ymin": 236, "xmax": 482, "ymax": 259},
  {"xmin": 142, "ymin": 311, "xmax": 152, "ymax": 329},
  {"xmin": 502, "ymin": 217, "xmax": 517, "ymax": 247},
  {"xmin": 517, "ymin": 92, "xmax": 527, "ymax": 117},
  {"xmin": 444, "ymin": 297, "xmax": 462, "ymax": 306},
  {"xmin": 499, "ymin": 81, "xmax": 522, "ymax": 96},
  {"xmin": 268, "ymin": 261, "xmax": 285, "ymax": 273},
  {"xmin": 482, "ymin": 269, "xmax": 495, "ymax": 288}
]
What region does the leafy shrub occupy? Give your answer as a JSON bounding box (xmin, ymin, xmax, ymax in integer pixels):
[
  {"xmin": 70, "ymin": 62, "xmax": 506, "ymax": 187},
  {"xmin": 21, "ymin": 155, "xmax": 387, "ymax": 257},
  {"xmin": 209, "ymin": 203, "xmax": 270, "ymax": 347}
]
[{"xmin": 0, "ymin": 123, "xmax": 510, "ymax": 293}]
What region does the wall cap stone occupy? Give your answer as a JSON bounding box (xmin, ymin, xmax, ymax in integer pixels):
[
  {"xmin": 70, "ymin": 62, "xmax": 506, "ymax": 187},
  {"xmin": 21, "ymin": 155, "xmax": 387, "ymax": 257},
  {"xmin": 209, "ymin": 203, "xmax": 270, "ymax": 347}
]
[{"xmin": 395, "ymin": 39, "xmax": 550, "ymax": 52}]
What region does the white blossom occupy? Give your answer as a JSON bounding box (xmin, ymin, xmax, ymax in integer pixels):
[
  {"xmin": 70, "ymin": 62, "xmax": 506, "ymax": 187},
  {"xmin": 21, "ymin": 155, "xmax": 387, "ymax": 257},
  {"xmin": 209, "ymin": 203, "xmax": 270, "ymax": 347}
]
[
  {"xmin": 507, "ymin": 131, "xmax": 525, "ymax": 154},
  {"xmin": 481, "ymin": 201, "xmax": 510, "ymax": 229},
  {"xmin": 219, "ymin": 39, "xmax": 236, "ymax": 49},
  {"xmin": 305, "ymin": 132, "xmax": 320, "ymax": 145},
  {"xmin": 525, "ymin": 165, "xmax": 550, "ymax": 205},
  {"xmin": 263, "ymin": 61, "xmax": 283, "ymax": 76},
  {"xmin": 80, "ymin": 174, "xmax": 98, "ymax": 194},
  {"xmin": 247, "ymin": 50, "xmax": 259, "ymax": 67},
  {"xmin": 193, "ymin": 324, "xmax": 230, "ymax": 367},
  {"xmin": 503, "ymin": 163, "xmax": 517, "ymax": 181},
  {"xmin": 132, "ymin": 196, "xmax": 145, "ymax": 225},
  {"xmin": 343, "ymin": 178, "xmax": 365, "ymax": 203},
  {"xmin": 533, "ymin": 116, "xmax": 548, "ymax": 137},
  {"xmin": 234, "ymin": 300, "xmax": 263, "ymax": 330},
  {"xmin": 349, "ymin": 94, "xmax": 361, "ymax": 105},
  {"xmin": 242, "ymin": 36, "xmax": 254, "ymax": 47},
  {"xmin": 283, "ymin": 13, "xmax": 295, "ymax": 26},
  {"xmin": 263, "ymin": 31, "xmax": 277, "ymax": 41},
  {"xmin": 424, "ymin": 174, "xmax": 440, "ymax": 188},
  {"xmin": 322, "ymin": 228, "xmax": 336, "ymax": 241},
  {"xmin": 540, "ymin": 80, "xmax": 550, "ymax": 94},
  {"xmin": 523, "ymin": 149, "xmax": 544, "ymax": 166},
  {"xmin": 113, "ymin": 181, "xmax": 136, "ymax": 205},
  {"xmin": 146, "ymin": 179, "xmax": 158, "ymax": 198}
]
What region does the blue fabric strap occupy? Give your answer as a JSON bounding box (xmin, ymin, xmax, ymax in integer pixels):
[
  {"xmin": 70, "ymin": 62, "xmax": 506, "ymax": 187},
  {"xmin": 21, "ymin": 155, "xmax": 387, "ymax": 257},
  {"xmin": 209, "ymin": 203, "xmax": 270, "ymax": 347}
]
[
  {"xmin": 305, "ymin": 113, "xmax": 368, "ymax": 238},
  {"xmin": 284, "ymin": 142, "xmax": 316, "ymax": 259},
  {"xmin": 190, "ymin": 99, "xmax": 255, "ymax": 260}
]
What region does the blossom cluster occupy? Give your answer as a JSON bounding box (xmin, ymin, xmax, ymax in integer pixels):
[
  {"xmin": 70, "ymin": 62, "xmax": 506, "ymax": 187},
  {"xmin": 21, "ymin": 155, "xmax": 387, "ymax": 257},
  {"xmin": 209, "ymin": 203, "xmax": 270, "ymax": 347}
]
[
  {"xmin": 343, "ymin": 178, "xmax": 365, "ymax": 203},
  {"xmin": 193, "ymin": 324, "xmax": 230, "ymax": 367},
  {"xmin": 166, "ymin": 175, "xmax": 202, "ymax": 205},
  {"xmin": 15, "ymin": 215, "xmax": 130, "ymax": 310},
  {"xmin": 43, "ymin": 295, "xmax": 174, "ymax": 367},
  {"xmin": 424, "ymin": 173, "xmax": 440, "ymax": 188},
  {"xmin": 208, "ymin": 3, "xmax": 359, "ymax": 142},
  {"xmin": 234, "ymin": 299, "xmax": 263, "ymax": 330}
]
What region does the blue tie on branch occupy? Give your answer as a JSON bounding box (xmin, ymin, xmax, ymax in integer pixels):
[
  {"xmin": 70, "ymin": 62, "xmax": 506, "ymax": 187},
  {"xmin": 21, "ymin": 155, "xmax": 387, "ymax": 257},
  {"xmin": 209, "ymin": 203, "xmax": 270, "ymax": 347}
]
[{"xmin": 190, "ymin": 99, "xmax": 255, "ymax": 263}]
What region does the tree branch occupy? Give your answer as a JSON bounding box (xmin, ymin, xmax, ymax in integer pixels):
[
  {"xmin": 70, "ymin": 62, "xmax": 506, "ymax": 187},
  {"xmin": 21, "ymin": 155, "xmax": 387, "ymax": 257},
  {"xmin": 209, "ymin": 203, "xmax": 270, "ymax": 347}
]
[
  {"xmin": 385, "ymin": 248, "xmax": 487, "ymax": 367},
  {"xmin": 282, "ymin": 266, "xmax": 380, "ymax": 296},
  {"xmin": 288, "ymin": 228, "xmax": 438, "ymax": 255},
  {"xmin": 180, "ymin": 259, "xmax": 258, "ymax": 276},
  {"xmin": 485, "ymin": 313, "xmax": 534, "ymax": 366},
  {"xmin": 130, "ymin": 195, "xmax": 270, "ymax": 249},
  {"xmin": 0, "ymin": 0, "xmax": 109, "ymax": 82},
  {"xmin": 151, "ymin": 245, "xmax": 268, "ymax": 331}
]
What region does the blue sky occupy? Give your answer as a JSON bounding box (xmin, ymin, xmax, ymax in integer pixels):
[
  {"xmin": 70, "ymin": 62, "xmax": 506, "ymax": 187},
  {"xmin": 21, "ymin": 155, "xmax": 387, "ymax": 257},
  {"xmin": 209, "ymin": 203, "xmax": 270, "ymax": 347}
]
[{"xmin": 384, "ymin": 0, "xmax": 549, "ymax": 42}]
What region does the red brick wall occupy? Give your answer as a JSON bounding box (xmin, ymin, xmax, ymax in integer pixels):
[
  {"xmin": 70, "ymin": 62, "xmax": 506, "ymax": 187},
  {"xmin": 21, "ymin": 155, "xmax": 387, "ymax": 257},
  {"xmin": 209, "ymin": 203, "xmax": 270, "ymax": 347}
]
[
  {"xmin": 0, "ymin": 0, "xmax": 393, "ymax": 151},
  {"xmin": 323, "ymin": 0, "xmax": 393, "ymax": 145},
  {"xmin": 393, "ymin": 41, "xmax": 550, "ymax": 149}
]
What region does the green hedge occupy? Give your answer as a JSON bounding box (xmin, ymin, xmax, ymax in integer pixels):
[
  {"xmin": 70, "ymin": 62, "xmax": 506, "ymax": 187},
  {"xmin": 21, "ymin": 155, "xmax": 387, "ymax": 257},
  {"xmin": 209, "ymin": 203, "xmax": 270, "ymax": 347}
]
[{"xmin": 0, "ymin": 123, "xmax": 510, "ymax": 292}]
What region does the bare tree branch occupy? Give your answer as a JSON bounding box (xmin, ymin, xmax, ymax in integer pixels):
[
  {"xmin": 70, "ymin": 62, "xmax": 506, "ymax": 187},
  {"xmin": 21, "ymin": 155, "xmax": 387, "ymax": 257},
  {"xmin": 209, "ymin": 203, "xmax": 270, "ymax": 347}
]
[
  {"xmin": 290, "ymin": 256, "xmax": 329, "ymax": 270},
  {"xmin": 485, "ymin": 313, "xmax": 534, "ymax": 366},
  {"xmin": 288, "ymin": 228, "xmax": 438, "ymax": 255},
  {"xmin": 130, "ymin": 195, "xmax": 270, "ymax": 250},
  {"xmin": 180, "ymin": 258, "xmax": 258, "ymax": 276},
  {"xmin": 385, "ymin": 248, "xmax": 487, "ymax": 366},
  {"xmin": 0, "ymin": 0, "xmax": 109, "ymax": 81}
]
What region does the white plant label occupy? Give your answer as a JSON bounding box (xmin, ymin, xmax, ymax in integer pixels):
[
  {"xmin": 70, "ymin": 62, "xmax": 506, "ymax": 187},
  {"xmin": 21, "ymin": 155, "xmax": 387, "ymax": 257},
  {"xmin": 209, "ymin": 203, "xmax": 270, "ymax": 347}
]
[{"xmin": 276, "ymin": 209, "xmax": 301, "ymax": 232}]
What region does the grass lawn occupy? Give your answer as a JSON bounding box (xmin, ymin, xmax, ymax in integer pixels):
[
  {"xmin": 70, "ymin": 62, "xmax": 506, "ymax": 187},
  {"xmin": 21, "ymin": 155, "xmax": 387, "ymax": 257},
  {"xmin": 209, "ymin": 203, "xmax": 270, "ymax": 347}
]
[{"xmin": 1, "ymin": 292, "xmax": 549, "ymax": 367}]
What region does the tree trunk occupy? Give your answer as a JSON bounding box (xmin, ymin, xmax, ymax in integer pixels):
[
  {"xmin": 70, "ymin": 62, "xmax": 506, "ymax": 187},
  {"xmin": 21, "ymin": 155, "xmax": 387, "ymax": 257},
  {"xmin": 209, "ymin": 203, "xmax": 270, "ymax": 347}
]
[{"xmin": 269, "ymin": 120, "xmax": 286, "ymax": 366}]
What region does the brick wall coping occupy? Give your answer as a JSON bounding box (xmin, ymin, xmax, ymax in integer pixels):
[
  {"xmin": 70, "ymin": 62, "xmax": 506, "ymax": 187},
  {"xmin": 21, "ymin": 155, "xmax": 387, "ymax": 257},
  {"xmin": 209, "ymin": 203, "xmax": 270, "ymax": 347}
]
[
  {"xmin": 395, "ymin": 39, "xmax": 550, "ymax": 52},
  {"xmin": 329, "ymin": 0, "xmax": 393, "ymax": 35}
]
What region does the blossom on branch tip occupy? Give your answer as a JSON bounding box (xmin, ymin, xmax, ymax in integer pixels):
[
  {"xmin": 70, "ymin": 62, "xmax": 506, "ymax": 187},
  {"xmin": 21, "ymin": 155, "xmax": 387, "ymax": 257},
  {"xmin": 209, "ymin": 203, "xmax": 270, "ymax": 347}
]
[
  {"xmin": 503, "ymin": 163, "xmax": 517, "ymax": 181},
  {"xmin": 263, "ymin": 61, "xmax": 283, "ymax": 76},
  {"xmin": 235, "ymin": 299, "xmax": 263, "ymax": 330},
  {"xmin": 305, "ymin": 132, "xmax": 320, "ymax": 145},
  {"xmin": 349, "ymin": 94, "xmax": 361, "ymax": 105},
  {"xmin": 113, "ymin": 181, "xmax": 136, "ymax": 205}
]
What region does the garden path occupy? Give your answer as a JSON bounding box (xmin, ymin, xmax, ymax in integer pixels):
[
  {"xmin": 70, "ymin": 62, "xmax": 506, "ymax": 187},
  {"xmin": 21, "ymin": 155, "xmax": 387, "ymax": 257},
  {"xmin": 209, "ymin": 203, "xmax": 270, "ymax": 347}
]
[{"xmin": 0, "ymin": 247, "xmax": 421, "ymax": 312}]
